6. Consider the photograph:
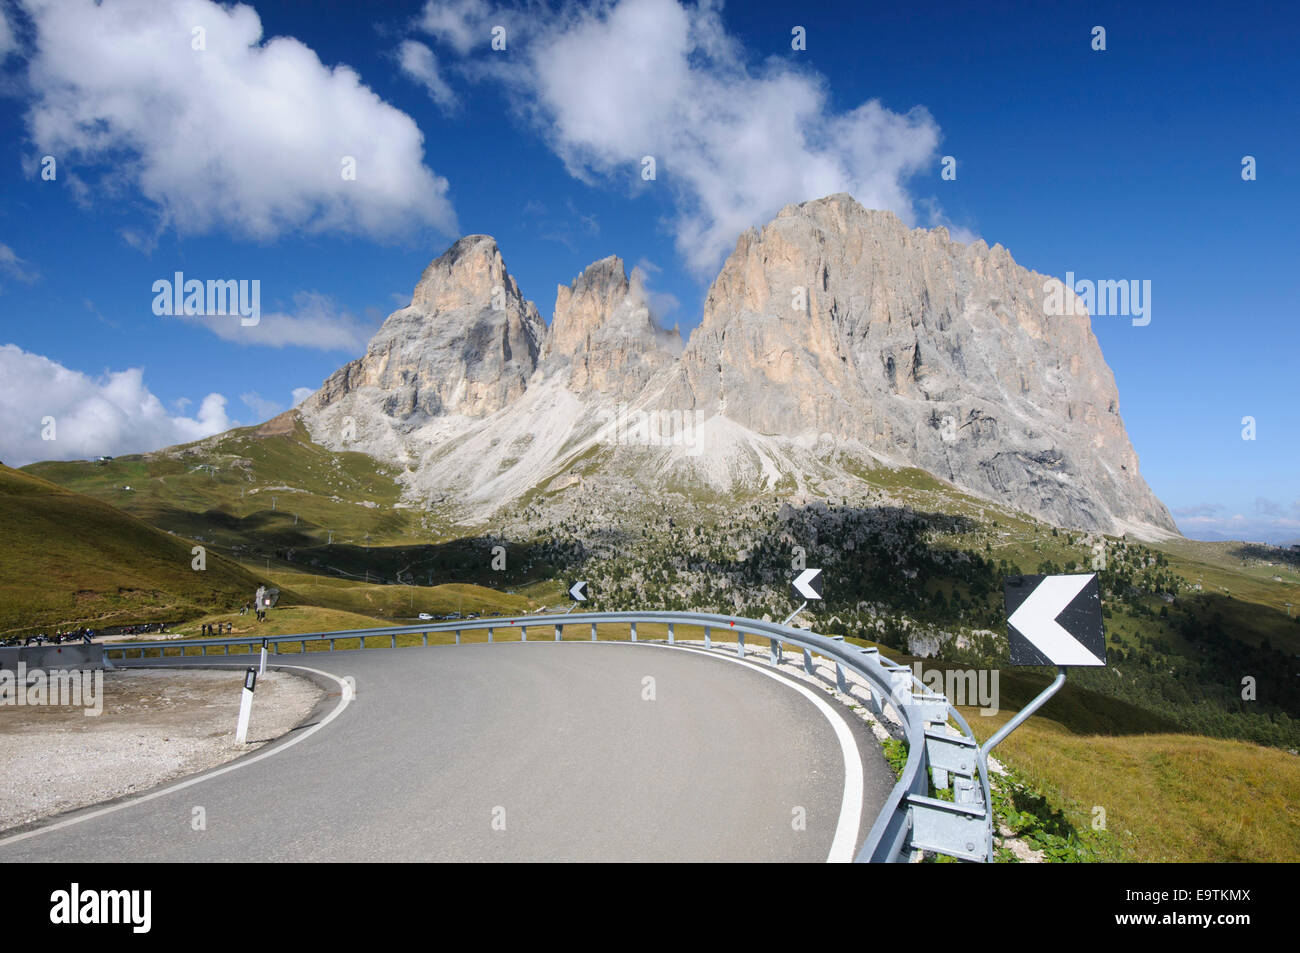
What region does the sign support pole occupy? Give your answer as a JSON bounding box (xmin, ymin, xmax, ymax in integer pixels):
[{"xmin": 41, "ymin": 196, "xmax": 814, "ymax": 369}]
[
  {"xmin": 780, "ymin": 601, "xmax": 807, "ymax": 627},
  {"xmin": 978, "ymin": 668, "xmax": 1066, "ymax": 766}
]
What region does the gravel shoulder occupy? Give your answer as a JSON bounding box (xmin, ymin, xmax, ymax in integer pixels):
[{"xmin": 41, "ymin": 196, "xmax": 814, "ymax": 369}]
[{"xmin": 0, "ymin": 668, "xmax": 323, "ymax": 832}]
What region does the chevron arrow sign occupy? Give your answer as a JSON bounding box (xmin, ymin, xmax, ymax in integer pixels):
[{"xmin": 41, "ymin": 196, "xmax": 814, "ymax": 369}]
[
  {"xmin": 791, "ymin": 568, "xmax": 823, "ymax": 601},
  {"xmin": 568, "ymin": 580, "xmax": 589, "ymax": 602},
  {"xmin": 1003, "ymin": 573, "xmax": 1106, "ymax": 667}
]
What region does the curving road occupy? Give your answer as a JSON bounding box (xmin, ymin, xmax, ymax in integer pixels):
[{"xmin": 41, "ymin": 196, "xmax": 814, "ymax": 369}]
[{"xmin": 0, "ymin": 641, "xmax": 895, "ymax": 862}]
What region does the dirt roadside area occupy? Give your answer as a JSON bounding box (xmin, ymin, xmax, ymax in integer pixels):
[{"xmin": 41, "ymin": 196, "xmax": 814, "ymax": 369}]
[{"xmin": 0, "ymin": 667, "xmax": 325, "ymax": 832}]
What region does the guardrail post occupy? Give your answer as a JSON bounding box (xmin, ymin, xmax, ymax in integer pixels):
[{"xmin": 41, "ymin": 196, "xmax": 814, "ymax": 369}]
[
  {"xmin": 330, "ymin": 639, "xmax": 336, "ymax": 651},
  {"xmin": 704, "ymin": 625, "xmax": 711, "ymax": 649},
  {"xmin": 390, "ymin": 634, "xmax": 396, "ymax": 649},
  {"xmin": 668, "ymin": 622, "xmax": 674, "ymax": 644},
  {"xmin": 802, "ymin": 648, "xmax": 813, "ymax": 674},
  {"xmin": 521, "ymin": 626, "xmax": 527, "ymax": 642},
  {"xmin": 769, "ymin": 638, "xmax": 781, "ymax": 665},
  {"xmin": 836, "ymin": 663, "xmax": 848, "ymax": 693},
  {"xmin": 555, "ymin": 622, "xmax": 562, "ymax": 641},
  {"xmin": 737, "ymin": 631, "xmax": 745, "ymax": 657},
  {"xmin": 488, "ymin": 627, "xmax": 494, "ymax": 643},
  {"xmin": 421, "ymin": 633, "xmax": 427, "ymax": 647},
  {"xmin": 924, "ymin": 731, "xmax": 979, "ymax": 793},
  {"xmin": 360, "ymin": 636, "xmax": 366, "ymax": 649},
  {"xmin": 300, "ymin": 640, "xmax": 306, "ymax": 654},
  {"xmin": 456, "ymin": 629, "xmax": 462, "ymax": 646},
  {"xmin": 630, "ymin": 621, "xmax": 637, "ymax": 642},
  {"xmin": 590, "ymin": 622, "xmax": 597, "ymax": 641},
  {"xmin": 202, "ymin": 645, "xmax": 207, "ymax": 656}
]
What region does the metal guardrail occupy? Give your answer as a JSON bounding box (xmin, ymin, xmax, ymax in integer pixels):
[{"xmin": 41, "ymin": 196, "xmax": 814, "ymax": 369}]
[{"xmin": 105, "ymin": 610, "xmax": 993, "ymax": 862}]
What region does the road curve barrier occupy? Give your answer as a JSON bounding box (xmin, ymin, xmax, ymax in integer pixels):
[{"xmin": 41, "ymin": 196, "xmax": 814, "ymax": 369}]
[{"xmin": 104, "ymin": 610, "xmax": 993, "ymax": 862}]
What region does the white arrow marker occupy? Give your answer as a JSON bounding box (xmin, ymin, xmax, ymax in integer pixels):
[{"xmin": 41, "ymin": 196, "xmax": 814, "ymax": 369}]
[
  {"xmin": 1008, "ymin": 574, "xmax": 1102, "ymax": 666},
  {"xmin": 569, "ymin": 581, "xmax": 588, "ymax": 602},
  {"xmin": 793, "ymin": 568, "xmax": 822, "ymax": 600}
]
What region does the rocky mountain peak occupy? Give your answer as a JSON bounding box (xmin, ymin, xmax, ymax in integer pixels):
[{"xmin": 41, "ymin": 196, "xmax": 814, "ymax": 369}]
[
  {"xmin": 411, "ymin": 234, "xmax": 525, "ymax": 315},
  {"xmin": 548, "ymin": 256, "xmax": 631, "ymax": 355},
  {"xmin": 303, "ymin": 235, "xmax": 543, "ymax": 424},
  {"xmin": 662, "ymin": 192, "xmax": 1176, "ymax": 535},
  {"xmin": 545, "ymin": 256, "xmax": 681, "ymax": 398}
]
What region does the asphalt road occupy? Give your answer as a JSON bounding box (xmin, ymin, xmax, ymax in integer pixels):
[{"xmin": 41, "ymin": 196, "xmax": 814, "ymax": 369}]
[{"xmin": 0, "ymin": 641, "xmax": 895, "ymax": 862}]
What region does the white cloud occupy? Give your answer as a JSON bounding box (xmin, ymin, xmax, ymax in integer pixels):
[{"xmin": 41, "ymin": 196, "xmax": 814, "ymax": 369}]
[
  {"xmin": 418, "ymin": 0, "xmax": 493, "ymax": 55},
  {"xmin": 240, "ymin": 391, "xmax": 283, "ymax": 420},
  {"xmin": 398, "ymin": 39, "xmax": 457, "ymax": 111},
  {"xmin": 419, "ymin": 0, "xmax": 942, "ymax": 276},
  {"xmin": 20, "ymin": 0, "xmax": 458, "ymax": 241},
  {"xmin": 0, "ymin": 6, "xmax": 16, "ymax": 60},
  {"xmin": 0, "ymin": 243, "xmax": 38, "ymax": 284},
  {"xmin": 0, "ymin": 344, "xmax": 234, "ymax": 467},
  {"xmin": 630, "ymin": 260, "xmax": 680, "ymax": 322},
  {"xmin": 177, "ymin": 292, "xmax": 375, "ymax": 352},
  {"xmin": 919, "ymin": 197, "xmax": 978, "ymax": 245},
  {"xmin": 291, "ymin": 387, "xmax": 315, "ymax": 406}
]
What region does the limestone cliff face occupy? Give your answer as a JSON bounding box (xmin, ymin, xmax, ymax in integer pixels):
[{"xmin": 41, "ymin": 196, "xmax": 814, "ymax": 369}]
[
  {"xmin": 304, "ymin": 235, "xmax": 544, "ymax": 421},
  {"xmin": 545, "ymin": 256, "xmax": 681, "ymax": 399},
  {"xmin": 661, "ymin": 194, "xmax": 1175, "ymax": 534},
  {"xmin": 300, "ymin": 196, "xmax": 1177, "ymax": 537}
]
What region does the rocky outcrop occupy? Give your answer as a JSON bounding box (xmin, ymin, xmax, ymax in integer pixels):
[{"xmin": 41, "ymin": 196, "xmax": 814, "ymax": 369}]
[
  {"xmin": 300, "ymin": 196, "xmax": 1177, "ymax": 538},
  {"xmin": 545, "ymin": 256, "xmax": 681, "ymax": 399},
  {"xmin": 304, "ymin": 235, "xmax": 544, "ymax": 421},
  {"xmin": 660, "ymin": 194, "xmax": 1177, "ymax": 535}
]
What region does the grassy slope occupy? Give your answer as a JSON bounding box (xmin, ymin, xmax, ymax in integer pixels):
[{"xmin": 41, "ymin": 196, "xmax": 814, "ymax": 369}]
[
  {"xmin": 879, "ymin": 648, "xmax": 1299, "ymax": 862},
  {"xmin": 21, "ymin": 413, "xmax": 567, "ymax": 593},
  {"xmin": 8, "ymin": 413, "xmax": 582, "ymax": 632},
  {"xmin": 159, "ymin": 605, "xmax": 396, "ymax": 640},
  {"xmin": 22, "ymin": 411, "xmax": 426, "ymax": 552},
  {"xmin": 262, "ymin": 573, "xmax": 540, "ymax": 620},
  {"xmin": 961, "ymin": 701, "xmax": 1300, "ymax": 862},
  {"xmin": 0, "ymin": 464, "xmax": 270, "ymax": 633}
]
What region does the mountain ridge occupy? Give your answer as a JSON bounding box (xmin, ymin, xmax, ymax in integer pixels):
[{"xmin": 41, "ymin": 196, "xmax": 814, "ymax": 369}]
[{"xmin": 300, "ymin": 193, "xmax": 1177, "ymax": 539}]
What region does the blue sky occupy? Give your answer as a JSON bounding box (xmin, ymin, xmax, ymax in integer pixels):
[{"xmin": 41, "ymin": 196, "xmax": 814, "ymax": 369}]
[{"xmin": 0, "ymin": 0, "xmax": 1296, "ymax": 542}]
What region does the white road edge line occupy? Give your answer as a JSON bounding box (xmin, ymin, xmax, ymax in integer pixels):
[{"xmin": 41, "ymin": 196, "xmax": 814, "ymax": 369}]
[
  {"xmin": 0, "ymin": 664, "xmax": 353, "ymax": 849},
  {"xmin": 614, "ymin": 640, "xmax": 865, "ymax": 864}
]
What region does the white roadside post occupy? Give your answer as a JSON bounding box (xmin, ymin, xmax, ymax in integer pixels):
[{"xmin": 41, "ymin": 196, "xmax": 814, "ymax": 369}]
[
  {"xmin": 235, "ymin": 667, "xmax": 257, "ymax": 744},
  {"xmin": 259, "ymin": 637, "xmax": 268, "ymax": 675}
]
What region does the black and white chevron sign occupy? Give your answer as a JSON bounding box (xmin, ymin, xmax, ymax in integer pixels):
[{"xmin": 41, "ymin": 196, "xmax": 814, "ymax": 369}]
[
  {"xmin": 791, "ymin": 568, "xmax": 823, "ymax": 601},
  {"xmin": 1003, "ymin": 573, "xmax": 1106, "ymax": 666}
]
